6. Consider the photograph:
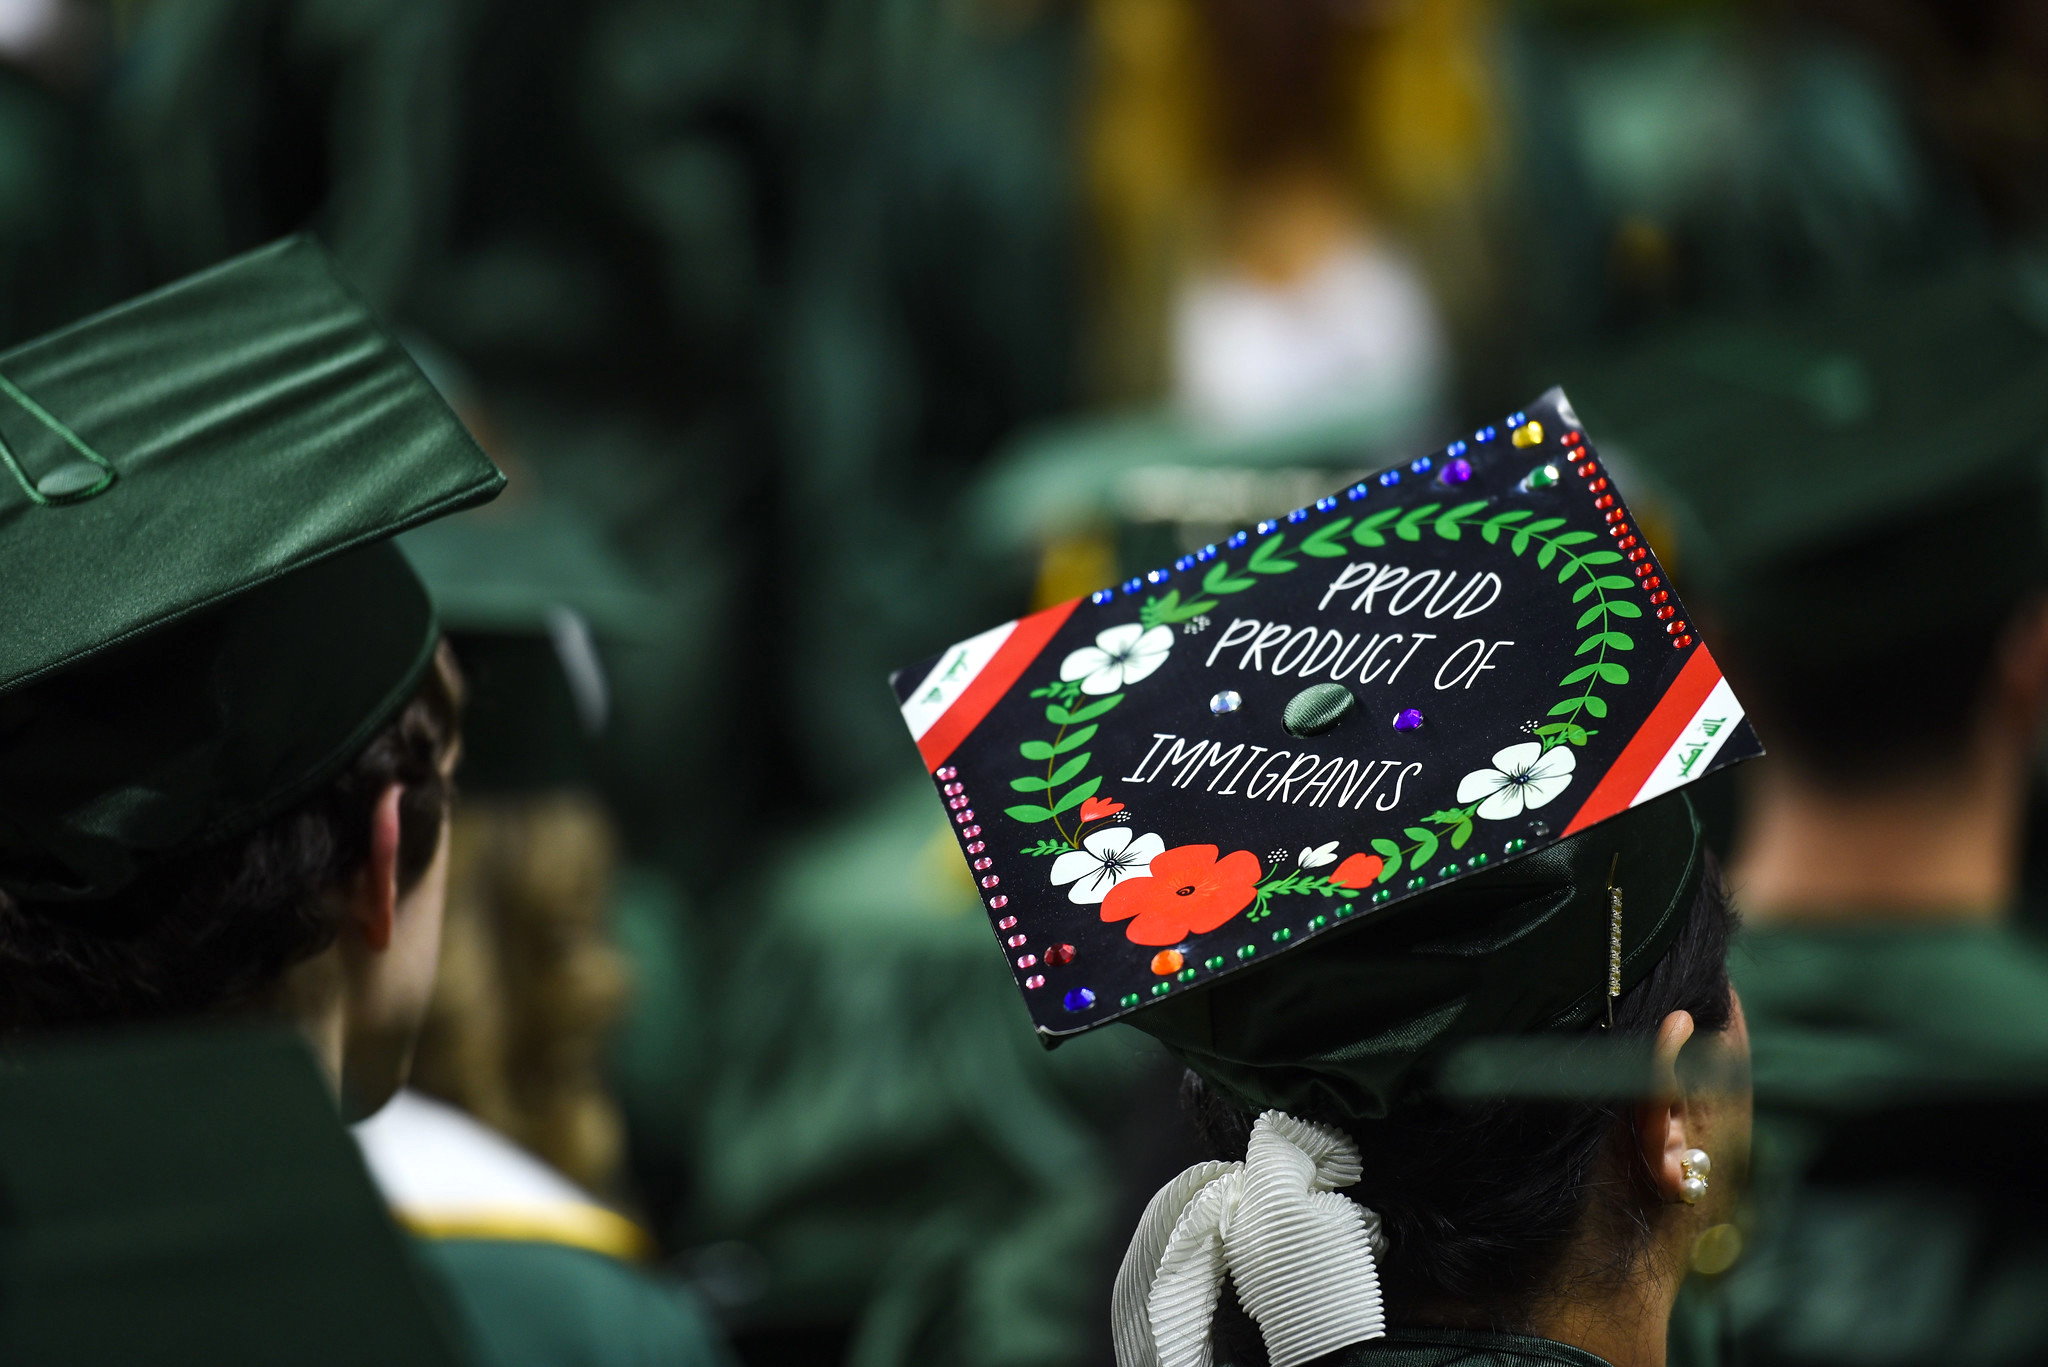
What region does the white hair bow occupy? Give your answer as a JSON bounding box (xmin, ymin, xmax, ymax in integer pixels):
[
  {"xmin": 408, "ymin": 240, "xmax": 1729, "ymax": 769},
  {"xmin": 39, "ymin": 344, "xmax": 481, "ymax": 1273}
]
[{"xmin": 1111, "ymin": 1110, "xmax": 1386, "ymax": 1367}]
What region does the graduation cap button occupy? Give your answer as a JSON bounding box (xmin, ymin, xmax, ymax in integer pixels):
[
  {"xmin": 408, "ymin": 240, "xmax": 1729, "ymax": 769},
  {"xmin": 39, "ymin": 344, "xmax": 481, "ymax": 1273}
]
[
  {"xmin": 1282, "ymin": 682, "xmax": 1354, "ymax": 737},
  {"xmin": 34, "ymin": 460, "xmax": 111, "ymax": 501}
]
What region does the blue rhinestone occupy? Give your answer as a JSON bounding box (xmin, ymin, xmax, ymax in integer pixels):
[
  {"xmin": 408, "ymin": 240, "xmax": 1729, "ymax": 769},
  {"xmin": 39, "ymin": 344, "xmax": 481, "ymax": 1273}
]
[
  {"xmin": 1173, "ymin": 555, "xmax": 1195, "ymax": 572},
  {"xmin": 1507, "ymin": 411, "xmax": 1526, "ymax": 428},
  {"xmin": 1145, "ymin": 567, "xmax": 1169, "ymax": 584},
  {"xmin": 1255, "ymin": 519, "xmax": 1278, "ymax": 535},
  {"xmin": 1410, "ymin": 456, "xmax": 1433, "ymax": 474},
  {"xmin": 1285, "ymin": 507, "xmax": 1309, "ymax": 523},
  {"xmin": 1195, "ymin": 544, "xmax": 1218, "ymax": 561},
  {"xmin": 1448, "ymin": 440, "xmax": 1468, "ymax": 457},
  {"xmin": 1121, "ymin": 577, "xmax": 1143, "ymax": 595},
  {"xmin": 1063, "ymin": 987, "xmax": 1096, "ymax": 1012},
  {"xmin": 1477, "ymin": 426, "xmax": 1498, "ymax": 442},
  {"xmin": 1227, "ymin": 530, "xmax": 1249, "ymax": 548},
  {"xmin": 1378, "ymin": 470, "xmax": 1401, "ymax": 487},
  {"xmin": 1090, "ymin": 588, "xmax": 1113, "ymax": 605},
  {"xmin": 1315, "ymin": 495, "xmax": 1338, "ymax": 512},
  {"xmin": 1346, "ymin": 482, "xmax": 1370, "ymax": 501}
]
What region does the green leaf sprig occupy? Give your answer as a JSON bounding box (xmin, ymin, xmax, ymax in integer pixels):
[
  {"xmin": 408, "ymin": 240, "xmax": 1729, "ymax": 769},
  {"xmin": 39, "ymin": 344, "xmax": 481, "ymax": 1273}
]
[{"xmin": 1006, "ymin": 683, "xmax": 1125, "ymax": 844}]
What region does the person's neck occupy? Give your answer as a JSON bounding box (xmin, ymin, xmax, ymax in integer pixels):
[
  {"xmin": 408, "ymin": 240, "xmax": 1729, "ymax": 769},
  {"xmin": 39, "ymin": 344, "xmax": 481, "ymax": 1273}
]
[
  {"xmin": 264, "ymin": 945, "xmax": 348, "ymax": 1100},
  {"xmin": 1519, "ymin": 1258, "xmax": 1675, "ymax": 1367},
  {"xmin": 1730, "ymin": 747, "xmax": 2021, "ymax": 926}
]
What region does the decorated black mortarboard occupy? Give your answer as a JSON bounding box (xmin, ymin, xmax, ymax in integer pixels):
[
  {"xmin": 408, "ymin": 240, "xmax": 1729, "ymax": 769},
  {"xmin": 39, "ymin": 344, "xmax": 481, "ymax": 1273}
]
[
  {"xmin": 892, "ymin": 388, "xmax": 1761, "ymax": 1112},
  {"xmin": 0, "ymin": 236, "xmax": 504, "ymax": 902}
]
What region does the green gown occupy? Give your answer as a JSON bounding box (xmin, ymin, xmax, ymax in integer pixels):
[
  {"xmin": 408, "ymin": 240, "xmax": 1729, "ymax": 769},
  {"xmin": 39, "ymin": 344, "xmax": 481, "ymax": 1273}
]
[
  {"xmin": 1708, "ymin": 922, "xmax": 2048, "ymax": 1367},
  {"xmin": 1305, "ymin": 1330, "xmax": 1611, "ymax": 1367}
]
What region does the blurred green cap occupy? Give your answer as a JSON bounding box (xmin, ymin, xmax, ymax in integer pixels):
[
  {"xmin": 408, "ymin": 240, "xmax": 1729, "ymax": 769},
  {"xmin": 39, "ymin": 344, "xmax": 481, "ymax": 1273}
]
[{"xmin": 0, "ymin": 236, "xmax": 504, "ymax": 901}]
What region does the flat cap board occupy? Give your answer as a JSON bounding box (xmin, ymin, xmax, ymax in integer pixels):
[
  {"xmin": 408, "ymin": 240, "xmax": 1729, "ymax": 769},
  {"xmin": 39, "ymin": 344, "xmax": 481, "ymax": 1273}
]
[
  {"xmin": 892, "ymin": 388, "xmax": 1762, "ymax": 1038},
  {"xmin": 0, "ymin": 234, "xmax": 502, "ymax": 693},
  {"xmin": 0, "ymin": 1028, "xmax": 465, "ymax": 1366}
]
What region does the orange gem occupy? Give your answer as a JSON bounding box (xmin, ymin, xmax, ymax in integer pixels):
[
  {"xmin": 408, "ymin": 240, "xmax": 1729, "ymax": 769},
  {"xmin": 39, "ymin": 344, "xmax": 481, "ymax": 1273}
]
[{"xmin": 1151, "ymin": 949, "xmax": 1185, "ymax": 976}]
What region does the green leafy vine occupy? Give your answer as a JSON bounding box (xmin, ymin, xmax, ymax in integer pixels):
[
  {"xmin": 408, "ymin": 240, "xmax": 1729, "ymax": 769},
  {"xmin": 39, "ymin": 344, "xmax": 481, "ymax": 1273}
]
[
  {"xmin": 1138, "ymin": 587, "xmax": 1218, "ymax": 628},
  {"xmin": 1006, "ymin": 680, "xmax": 1126, "ymax": 845}
]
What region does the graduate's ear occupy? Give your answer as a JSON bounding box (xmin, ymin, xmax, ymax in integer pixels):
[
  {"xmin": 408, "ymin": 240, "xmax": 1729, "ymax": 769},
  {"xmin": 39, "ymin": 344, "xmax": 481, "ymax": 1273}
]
[
  {"xmin": 345, "ymin": 783, "xmax": 406, "ymax": 954},
  {"xmin": 1633, "ymin": 1009, "xmax": 1697, "ymax": 1202}
]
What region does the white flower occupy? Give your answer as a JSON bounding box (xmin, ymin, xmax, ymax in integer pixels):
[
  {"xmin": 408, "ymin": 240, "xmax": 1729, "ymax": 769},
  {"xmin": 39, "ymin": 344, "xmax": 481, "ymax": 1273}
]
[
  {"xmin": 1050, "ymin": 827, "xmax": 1167, "ymax": 904},
  {"xmin": 1059, "ymin": 623, "xmax": 1175, "ymax": 695},
  {"xmin": 1456, "ymin": 742, "xmax": 1577, "ymax": 821},
  {"xmin": 1298, "ymin": 841, "xmax": 1339, "ymax": 868}
]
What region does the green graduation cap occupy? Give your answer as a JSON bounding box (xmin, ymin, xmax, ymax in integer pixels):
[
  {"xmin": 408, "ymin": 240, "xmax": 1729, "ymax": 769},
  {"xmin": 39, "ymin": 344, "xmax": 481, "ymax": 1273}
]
[
  {"xmin": 399, "ymin": 503, "xmax": 658, "ymax": 792},
  {"xmin": 891, "ymin": 389, "xmax": 1762, "ymax": 1118},
  {"xmin": 0, "ymin": 1027, "xmax": 466, "ymax": 1366},
  {"xmin": 0, "ymin": 236, "xmax": 504, "ymax": 901}
]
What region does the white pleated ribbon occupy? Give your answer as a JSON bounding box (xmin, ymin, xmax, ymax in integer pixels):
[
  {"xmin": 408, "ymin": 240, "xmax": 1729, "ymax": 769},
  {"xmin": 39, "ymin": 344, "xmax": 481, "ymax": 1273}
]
[{"xmin": 1111, "ymin": 1110, "xmax": 1386, "ymax": 1367}]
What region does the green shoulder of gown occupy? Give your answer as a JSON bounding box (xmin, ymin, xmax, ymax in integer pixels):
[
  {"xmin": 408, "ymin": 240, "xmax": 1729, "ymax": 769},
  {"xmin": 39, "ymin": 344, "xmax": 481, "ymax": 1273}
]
[{"xmin": 1305, "ymin": 1329, "xmax": 1612, "ymax": 1367}]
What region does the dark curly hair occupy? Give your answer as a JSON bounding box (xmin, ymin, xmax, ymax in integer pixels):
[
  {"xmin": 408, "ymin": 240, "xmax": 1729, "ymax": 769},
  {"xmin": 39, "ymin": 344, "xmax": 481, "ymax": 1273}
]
[
  {"xmin": 0, "ymin": 642, "xmax": 464, "ymax": 1032},
  {"xmin": 1190, "ymin": 854, "xmax": 1737, "ymax": 1361}
]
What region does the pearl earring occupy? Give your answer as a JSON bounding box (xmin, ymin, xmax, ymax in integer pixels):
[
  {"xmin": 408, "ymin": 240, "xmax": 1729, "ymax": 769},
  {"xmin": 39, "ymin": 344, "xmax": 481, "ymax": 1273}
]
[{"xmin": 1679, "ymin": 1148, "xmax": 1711, "ymax": 1205}]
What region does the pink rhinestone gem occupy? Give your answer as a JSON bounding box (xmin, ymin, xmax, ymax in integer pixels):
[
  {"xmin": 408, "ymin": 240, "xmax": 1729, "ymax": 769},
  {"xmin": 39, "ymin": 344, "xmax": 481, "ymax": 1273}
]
[
  {"xmin": 1016, "ymin": 954, "xmax": 1038, "ymax": 968},
  {"xmin": 936, "ymin": 766, "xmax": 957, "ymax": 780},
  {"xmin": 1007, "ymin": 934, "xmax": 1027, "ymax": 947},
  {"xmin": 942, "ymin": 782, "xmax": 964, "ymax": 796},
  {"xmin": 953, "ymin": 810, "xmax": 975, "ymax": 824},
  {"xmin": 961, "ymin": 824, "xmax": 981, "ymax": 837},
  {"xmin": 1024, "ymin": 974, "xmax": 1046, "ymax": 989},
  {"xmin": 966, "ymin": 841, "xmax": 986, "ymax": 854},
  {"xmin": 947, "ymin": 796, "xmax": 968, "ymax": 810},
  {"xmin": 972, "ymin": 857, "xmax": 993, "ymax": 871},
  {"xmin": 988, "ymin": 894, "xmax": 1008, "ymax": 908},
  {"xmin": 979, "ymin": 874, "xmax": 1000, "ymax": 889},
  {"xmin": 997, "ymin": 915, "xmax": 1018, "ymax": 929}
]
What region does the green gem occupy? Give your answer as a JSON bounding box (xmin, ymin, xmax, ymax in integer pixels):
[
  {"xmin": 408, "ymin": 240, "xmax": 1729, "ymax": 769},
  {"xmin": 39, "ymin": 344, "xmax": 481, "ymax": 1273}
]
[
  {"xmin": 1505, "ymin": 837, "xmax": 1527, "ymax": 854},
  {"xmin": 1236, "ymin": 945, "xmax": 1257, "ymax": 960},
  {"xmin": 1204, "ymin": 955, "xmax": 1226, "ymax": 971},
  {"xmin": 1120, "ymin": 993, "xmax": 1141, "ymax": 1008},
  {"xmin": 1468, "ymin": 853, "xmax": 1488, "ymax": 868},
  {"xmin": 1437, "ymin": 863, "xmax": 1459, "ymax": 878},
  {"xmin": 1271, "ymin": 927, "xmax": 1292, "ymax": 942},
  {"xmin": 1335, "ymin": 902, "xmax": 1356, "ymax": 916},
  {"xmin": 1524, "ymin": 463, "xmax": 1559, "ymax": 490},
  {"xmin": 1371, "ymin": 888, "xmax": 1392, "ymax": 903},
  {"xmin": 1407, "ymin": 876, "xmax": 1426, "ymax": 891},
  {"xmin": 1151, "ymin": 982, "xmax": 1171, "ymax": 997},
  {"xmin": 1308, "ymin": 914, "xmax": 1327, "ymax": 930},
  {"xmin": 1178, "ymin": 967, "xmax": 1197, "ymax": 982}
]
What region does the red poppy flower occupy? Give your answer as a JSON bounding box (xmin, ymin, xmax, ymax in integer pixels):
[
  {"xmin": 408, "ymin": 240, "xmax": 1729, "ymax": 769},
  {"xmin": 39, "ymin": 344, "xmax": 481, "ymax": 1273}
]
[
  {"xmin": 1101, "ymin": 845, "xmax": 1262, "ymax": 945},
  {"xmin": 1077, "ymin": 797, "xmax": 1125, "ymax": 822},
  {"xmin": 1328, "ymin": 853, "xmax": 1384, "ymax": 889}
]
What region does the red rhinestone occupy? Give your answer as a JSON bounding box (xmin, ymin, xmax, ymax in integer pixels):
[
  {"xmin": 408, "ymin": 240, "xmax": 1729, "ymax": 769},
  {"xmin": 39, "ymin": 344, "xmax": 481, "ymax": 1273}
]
[
  {"xmin": 980, "ymin": 874, "xmax": 1000, "ymax": 888},
  {"xmin": 1577, "ymin": 462, "xmax": 1599, "ymax": 478},
  {"xmin": 1650, "ymin": 591, "xmax": 1669, "ymax": 605},
  {"xmin": 1628, "ymin": 548, "xmax": 1649, "ymax": 561},
  {"xmin": 1618, "ymin": 535, "xmax": 1638, "ymax": 550},
  {"xmin": 1656, "ymin": 606, "xmax": 1675, "ymax": 620},
  {"xmin": 1604, "ymin": 509, "xmax": 1626, "ymax": 524},
  {"xmin": 1045, "ymin": 943, "xmax": 1077, "ymax": 966},
  {"xmin": 1563, "ymin": 431, "xmax": 1583, "ymax": 446},
  {"xmin": 1594, "ymin": 494, "xmax": 1615, "ymax": 509},
  {"xmin": 1585, "ymin": 476, "xmax": 1608, "ymax": 492},
  {"xmin": 1666, "ymin": 620, "xmax": 1687, "ymax": 635},
  {"xmin": 1675, "ymin": 634, "xmax": 1694, "ymax": 648},
  {"xmin": 1634, "ymin": 563, "xmax": 1654, "ymax": 577}
]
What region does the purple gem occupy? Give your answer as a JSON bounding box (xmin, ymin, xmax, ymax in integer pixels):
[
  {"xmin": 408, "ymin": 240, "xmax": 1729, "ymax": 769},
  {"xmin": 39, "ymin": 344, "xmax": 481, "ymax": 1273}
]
[
  {"xmin": 1063, "ymin": 987, "xmax": 1097, "ymax": 1012},
  {"xmin": 1439, "ymin": 458, "xmax": 1473, "ymax": 486},
  {"xmin": 1393, "ymin": 708, "xmax": 1425, "ymax": 732}
]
